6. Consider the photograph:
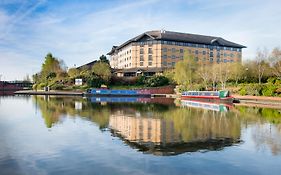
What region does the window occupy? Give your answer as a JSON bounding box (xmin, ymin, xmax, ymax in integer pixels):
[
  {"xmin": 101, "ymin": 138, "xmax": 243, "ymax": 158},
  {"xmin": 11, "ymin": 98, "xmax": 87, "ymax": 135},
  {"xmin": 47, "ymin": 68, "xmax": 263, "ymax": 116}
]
[
  {"xmin": 172, "ymin": 62, "xmax": 175, "ymax": 66},
  {"xmin": 163, "ymin": 48, "xmax": 167, "ymax": 52},
  {"xmin": 140, "ymin": 48, "xmax": 144, "ymax": 54},
  {"xmin": 163, "ymin": 61, "xmax": 167, "ymax": 66},
  {"xmin": 148, "ymin": 55, "xmax": 153, "ymax": 61},
  {"xmin": 172, "ymin": 55, "xmax": 175, "ymax": 59},
  {"xmin": 195, "ymin": 57, "xmax": 199, "ymax": 61},
  {"xmin": 203, "ymin": 51, "xmax": 206, "ymax": 55},
  {"xmin": 148, "ymin": 62, "xmax": 152, "ymax": 66},
  {"xmin": 148, "ymin": 48, "xmax": 153, "ymax": 54},
  {"xmin": 180, "ymin": 56, "xmax": 184, "ymax": 60},
  {"xmin": 217, "ymin": 51, "xmax": 220, "ymax": 56},
  {"xmin": 172, "ymin": 48, "xmax": 176, "ymax": 52},
  {"xmin": 140, "ymin": 62, "xmax": 144, "ymax": 66},
  {"xmin": 195, "ymin": 50, "xmax": 199, "ymax": 54},
  {"xmin": 180, "ymin": 49, "xmax": 183, "ymax": 53},
  {"xmin": 140, "ymin": 55, "xmax": 144, "ymax": 61},
  {"xmin": 162, "ymin": 55, "xmax": 167, "ymax": 59},
  {"xmin": 210, "ymin": 52, "xmax": 213, "ymax": 57},
  {"xmin": 210, "ymin": 58, "xmax": 213, "ymax": 62}
]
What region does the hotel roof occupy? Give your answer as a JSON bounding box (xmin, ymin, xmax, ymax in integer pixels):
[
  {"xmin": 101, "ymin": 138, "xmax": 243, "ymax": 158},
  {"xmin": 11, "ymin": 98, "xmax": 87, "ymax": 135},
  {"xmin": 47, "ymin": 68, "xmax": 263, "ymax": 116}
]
[{"xmin": 108, "ymin": 30, "xmax": 246, "ymax": 55}]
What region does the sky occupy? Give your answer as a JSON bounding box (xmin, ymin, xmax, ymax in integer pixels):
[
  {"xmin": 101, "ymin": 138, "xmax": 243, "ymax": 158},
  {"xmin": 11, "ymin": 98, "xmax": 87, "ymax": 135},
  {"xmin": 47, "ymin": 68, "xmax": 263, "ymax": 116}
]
[{"xmin": 0, "ymin": 0, "xmax": 281, "ymax": 80}]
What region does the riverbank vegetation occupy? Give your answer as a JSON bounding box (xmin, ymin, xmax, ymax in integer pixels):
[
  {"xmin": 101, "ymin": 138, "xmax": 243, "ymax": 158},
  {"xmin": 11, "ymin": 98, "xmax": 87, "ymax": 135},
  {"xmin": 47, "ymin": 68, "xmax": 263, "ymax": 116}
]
[
  {"xmin": 33, "ymin": 53, "xmax": 112, "ymax": 90},
  {"xmin": 172, "ymin": 47, "xmax": 281, "ymax": 97},
  {"xmin": 33, "ymin": 53, "xmax": 170, "ymax": 90}
]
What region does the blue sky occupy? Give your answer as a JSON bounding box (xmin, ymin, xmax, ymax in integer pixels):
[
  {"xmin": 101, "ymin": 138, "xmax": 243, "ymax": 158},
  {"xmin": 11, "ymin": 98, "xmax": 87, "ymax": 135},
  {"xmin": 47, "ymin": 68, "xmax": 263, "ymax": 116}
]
[{"xmin": 0, "ymin": 0, "xmax": 281, "ymax": 80}]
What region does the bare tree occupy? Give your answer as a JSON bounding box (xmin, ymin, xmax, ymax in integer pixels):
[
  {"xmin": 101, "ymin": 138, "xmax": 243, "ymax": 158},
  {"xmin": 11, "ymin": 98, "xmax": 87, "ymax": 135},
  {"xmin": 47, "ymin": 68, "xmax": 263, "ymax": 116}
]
[
  {"xmin": 270, "ymin": 47, "xmax": 281, "ymax": 79},
  {"xmin": 210, "ymin": 64, "xmax": 219, "ymax": 90},
  {"xmin": 230, "ymin": 62, "xmax": 245, "ymax": 85},
  {"xmin": 255, "ymin": 48, "xmax": 269, "ymax": 84},
  {"xmin": 197, "ymin": 65, "xmax": 211, "ymax": 90},
  {"xmin": 219, "ymin": 63, "xmax": 231, "ymax": 89}
]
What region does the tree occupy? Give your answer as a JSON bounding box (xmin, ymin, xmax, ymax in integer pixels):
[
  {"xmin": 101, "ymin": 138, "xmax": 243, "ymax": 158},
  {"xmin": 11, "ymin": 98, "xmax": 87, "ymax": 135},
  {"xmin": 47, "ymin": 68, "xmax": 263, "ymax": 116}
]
[
  {"xmin": 92, "ymin": 62, "xmax": 111, "ymax": 82},
  {"xmin": 211, "ymin": 63, "xmax": 231, "ymax": 89},
  {"xmin": 40, "ymin": 53, "xmax": 64, "ymax": 83},
  {"xmin": 270, "ymin": 47, "xmax": 281, "ymax": 79},
  {"xmin": 219, "ymin": 63, "xmax": 231, "ymax": 89},
  {"xmin": 196, "ymin": 65, "xmax": 211, "ymax": 90},
  {"xmin": 68, "ymin": 68, "xmax": 79, "ymax": 78},
  {"xmin": 99, "ymin": 55, "xmax": 109, "ymax": 64},
  {"xmin": 174, "ymin": 54, "xmax": 198, "ymax": 89},
  {"xmin": 229, "ymin": 62, "xmax": 245, "ymax": 85},
  {"xmin": 255, "ymin": 48, "xmax": 269, "ymax": 84},
  {"xmin": 210, "ymin": 64, "xmax": 219, "ymax": 90},
  {"xmin": 163, "ymin": 69, "xmax": 175, "ymax": 84}
]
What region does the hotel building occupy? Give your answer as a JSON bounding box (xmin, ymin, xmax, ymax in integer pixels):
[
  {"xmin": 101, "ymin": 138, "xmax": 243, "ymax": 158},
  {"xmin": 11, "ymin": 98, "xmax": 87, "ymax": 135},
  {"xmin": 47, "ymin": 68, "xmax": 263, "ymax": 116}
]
[{"xmin": 107, "ymin": 30, "xmax": 246, "ymax": 76}]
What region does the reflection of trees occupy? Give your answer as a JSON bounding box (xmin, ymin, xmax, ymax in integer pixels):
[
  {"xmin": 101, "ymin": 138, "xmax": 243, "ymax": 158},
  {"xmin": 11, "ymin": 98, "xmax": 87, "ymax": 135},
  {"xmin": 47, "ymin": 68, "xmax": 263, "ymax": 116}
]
[
  {"xmin": 235, "ymin": 106, "xmax": 281, "ymax": 155},
  {"xmin": 33, "ymin": 96, "xmax": 111, "ymax": 129},
  {"xmin": 235, "ymin": 106, "xmax": 281, "ymax": 124},
  {"xmin": 161, "ymin": 108, "xmax": 241, "ymax": 143},
  {"xmin": 33, "ymin": 96, "xmax": 281, "ymax": 155},
  {"xmin": 252, "ymin": 124, "xmax": 281, "ymax": 155}
]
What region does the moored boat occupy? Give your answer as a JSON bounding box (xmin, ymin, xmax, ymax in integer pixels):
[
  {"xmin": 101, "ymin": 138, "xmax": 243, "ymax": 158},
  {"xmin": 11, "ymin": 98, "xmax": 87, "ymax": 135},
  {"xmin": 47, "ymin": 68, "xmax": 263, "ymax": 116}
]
[
  {"xmin": 181, "ymin": 90, "xmax": 233, "ymax": 103},
  {"xmin": 86, "ymin": 88, "xmax": 151, "ymax": 97}
]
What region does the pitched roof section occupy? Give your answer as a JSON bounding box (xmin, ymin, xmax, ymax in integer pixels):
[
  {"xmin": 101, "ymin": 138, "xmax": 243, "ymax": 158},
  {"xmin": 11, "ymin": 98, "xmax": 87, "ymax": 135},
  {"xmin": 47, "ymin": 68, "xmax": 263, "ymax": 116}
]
[{"xmin": 107, "ymin": 30, "xmax": 246, "ymax": 55}]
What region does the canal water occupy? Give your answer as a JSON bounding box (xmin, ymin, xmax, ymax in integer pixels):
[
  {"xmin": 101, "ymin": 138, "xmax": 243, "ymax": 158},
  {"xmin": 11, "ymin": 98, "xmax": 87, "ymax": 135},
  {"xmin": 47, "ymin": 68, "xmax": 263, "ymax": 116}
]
[{"xmin": 0, "ymin": 95, "xmax": 281, "ymax": 175}]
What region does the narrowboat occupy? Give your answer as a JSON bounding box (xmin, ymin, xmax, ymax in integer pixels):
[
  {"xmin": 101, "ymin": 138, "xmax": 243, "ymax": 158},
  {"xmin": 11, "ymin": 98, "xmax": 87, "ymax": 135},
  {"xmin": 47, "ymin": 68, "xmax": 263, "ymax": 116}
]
[
  {"xmin": 181, "ymin": 90, "xmax": 233, "ymax": 103},
  {"xmin": 86, "ymin": 88, "xmax": 151, "ymax": 97}
]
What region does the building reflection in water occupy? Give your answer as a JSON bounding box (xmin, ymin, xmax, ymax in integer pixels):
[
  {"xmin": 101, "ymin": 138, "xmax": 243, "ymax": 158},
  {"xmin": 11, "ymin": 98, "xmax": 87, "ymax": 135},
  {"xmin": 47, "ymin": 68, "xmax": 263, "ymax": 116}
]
[
  {"xmin": 109, "ymin": 104, "xmax": 241, "ymax": 156},
  {"xmin": 32, "ymin": 96, "xmax": 281, "ymax": 156}
]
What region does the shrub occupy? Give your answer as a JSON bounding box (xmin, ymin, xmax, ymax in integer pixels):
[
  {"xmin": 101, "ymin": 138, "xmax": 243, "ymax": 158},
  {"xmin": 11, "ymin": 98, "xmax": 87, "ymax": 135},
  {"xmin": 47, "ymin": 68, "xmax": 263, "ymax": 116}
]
[
  {"xmin": 261, "ymin": 84, "xmax": 277, "ymax": 96},
  {"xmin": 87, "ymin": 77, "xmax": 105, "ymax": 88},
  {"xmin": 136, "ymin": 76, "xmax": 147, "ymax": 85},
  {"xmin": 111, "ymin": 76, "xmax": 138, "ymax": 86},
  {"xmin": 238, "ymin": 84, "xmax": 263, "ymax": 96},
  {"xmin": 37, "ymin": 83, "xmax": 47, "ymax": 90},
  {"xmin": 50, "ymin": 84, "xmax": 64, "ymax": 90},
  {"xmin": 144, "ymin": 75, "xmax": 169, "ymax": 87},
  {"xmin": 239, "ymin": 87, "xmax": 247, "ymax": 96}
]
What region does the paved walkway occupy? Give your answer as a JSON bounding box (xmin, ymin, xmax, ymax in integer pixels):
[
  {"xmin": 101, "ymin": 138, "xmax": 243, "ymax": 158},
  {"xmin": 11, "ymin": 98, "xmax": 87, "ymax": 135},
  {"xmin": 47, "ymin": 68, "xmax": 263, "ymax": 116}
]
[
  {"xmin": 14, "ymin": 90, "xmax": 83, "ymax": 96},
  {"xmin": 233, "ymin": 94, "xmax": 281, "ymax": 101}
]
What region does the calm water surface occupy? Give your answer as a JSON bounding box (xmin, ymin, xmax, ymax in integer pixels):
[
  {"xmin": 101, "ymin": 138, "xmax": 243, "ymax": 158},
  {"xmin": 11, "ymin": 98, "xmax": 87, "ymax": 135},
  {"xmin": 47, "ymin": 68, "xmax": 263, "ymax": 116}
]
[{"xmin": 0, "ymin": 95, "xmax": 281, "ymax": 175}]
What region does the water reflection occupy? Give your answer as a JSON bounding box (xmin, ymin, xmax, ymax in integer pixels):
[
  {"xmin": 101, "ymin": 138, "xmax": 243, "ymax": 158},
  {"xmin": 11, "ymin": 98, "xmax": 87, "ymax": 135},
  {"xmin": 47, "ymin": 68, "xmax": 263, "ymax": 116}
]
[
  {"xmin": 32, "ymin": 96, "xmax": 242, "ymax": 155},
  {"xmin": 181, "ymin": 99, "xmax": 231, "ymax": 112},
  {"xmin": 31, "ymin": 96, "xmax": 281, "ymax": 156}
]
